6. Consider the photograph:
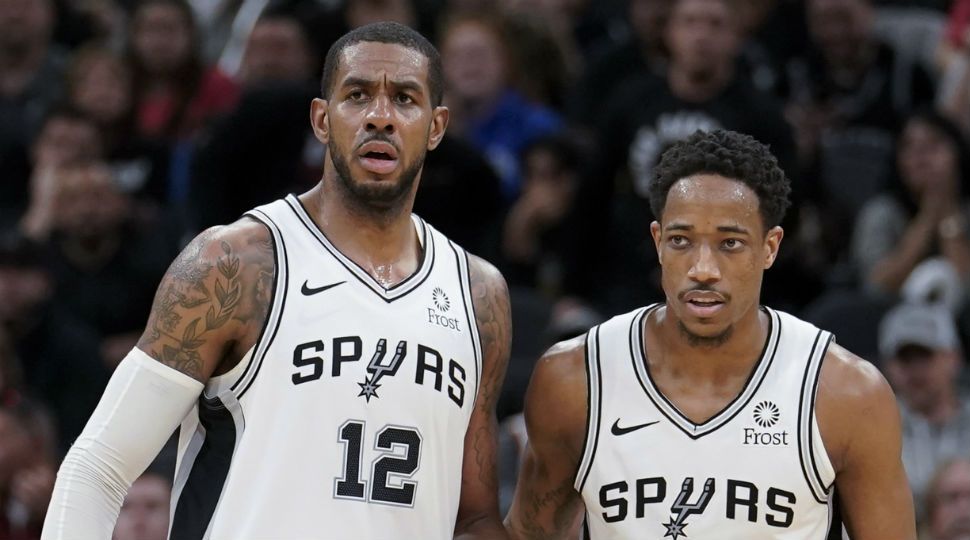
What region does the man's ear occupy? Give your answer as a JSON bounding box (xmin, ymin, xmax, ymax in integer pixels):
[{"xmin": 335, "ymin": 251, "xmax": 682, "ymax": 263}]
[
  {"xmin": 310, "ymin": 98, "xmax": 330, "ymax": 145},
  {"xmin": 427, "ymin": 106, "xmax": 449, "ymax": 150},
  {"xmin": 650, "ymin": 221, "xmax": 663, "ymax": 264},
  {"xmin": 763, "ymin": 225, "xmax": 784, "ymax": 269}
]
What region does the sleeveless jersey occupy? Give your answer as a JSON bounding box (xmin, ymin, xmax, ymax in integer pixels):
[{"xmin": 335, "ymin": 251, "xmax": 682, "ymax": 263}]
[
  {"xmin": 168, "ymin": 195, "xmax": 483, "ymax": 539},
  {"xmin": 577, "ymin": 305, "xmax": 837, "ymax": 540}
]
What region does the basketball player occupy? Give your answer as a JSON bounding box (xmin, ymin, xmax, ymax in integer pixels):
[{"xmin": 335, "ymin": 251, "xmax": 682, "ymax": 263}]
[
  {"xmin": 505, "ymin": 130, "xmax": 916, "ymax": 539},
  {"xmin": 42, "ymin": 22, "xmax": 510, "ymax": 539}
]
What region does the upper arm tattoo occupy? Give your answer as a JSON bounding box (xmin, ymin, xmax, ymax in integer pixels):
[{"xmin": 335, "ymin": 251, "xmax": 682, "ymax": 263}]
[
  {"xmin": 138, "ymin": 226, "xmax": 275, "ymax": 381},
  {"xmin": 468, "ymin": 257, "xmax": 512, "ymax": 413},
  {"xmin": 467, "ymin": 257, "xmax": 512, "ymax": 491}
]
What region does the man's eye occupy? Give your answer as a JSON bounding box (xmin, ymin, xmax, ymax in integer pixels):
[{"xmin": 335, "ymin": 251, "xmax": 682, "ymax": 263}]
[{"xmin": 394, "ymin": 93, "xmax": 413, "ymax": 104}]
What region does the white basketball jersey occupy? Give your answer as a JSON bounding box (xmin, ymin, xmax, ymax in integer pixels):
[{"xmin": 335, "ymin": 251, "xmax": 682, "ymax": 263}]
[
  {"xmin": 168, "ymin": 195, "xmax": 482, "ymax": 539},
  {"xmin": 577, "ymin": 305, "xmax": 837, "ymax": 540}
]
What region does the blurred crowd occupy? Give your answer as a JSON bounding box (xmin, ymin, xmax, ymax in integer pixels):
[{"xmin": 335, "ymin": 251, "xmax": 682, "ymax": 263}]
[{"xmin": 1, "ymin": 0, "xmax": 970, "ymax": 538}]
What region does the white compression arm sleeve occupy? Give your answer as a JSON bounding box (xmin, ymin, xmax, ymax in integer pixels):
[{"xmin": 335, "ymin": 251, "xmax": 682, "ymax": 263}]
[{"xmin": 42, "ymin": 348, "xmax": 204, "ymax": 539}]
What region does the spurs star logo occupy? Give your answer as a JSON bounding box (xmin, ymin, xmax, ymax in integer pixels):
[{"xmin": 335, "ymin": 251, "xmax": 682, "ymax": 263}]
[
  {"xmin": 357, "ymin": 339, "xmax": 406, "ymax": 402},
  {"xmin": 662, "ymin": 477, "xmax": 715, "ymax": 539}
]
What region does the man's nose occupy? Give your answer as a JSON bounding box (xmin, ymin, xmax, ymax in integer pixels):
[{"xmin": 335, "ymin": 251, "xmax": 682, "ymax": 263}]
[
  {"xmin": 686, "ymin": 244, "xmax": 721, "ymax": 283},
  {"xmin": 365, "ymin": 94, "xmax": 395, "ymax": 134}
]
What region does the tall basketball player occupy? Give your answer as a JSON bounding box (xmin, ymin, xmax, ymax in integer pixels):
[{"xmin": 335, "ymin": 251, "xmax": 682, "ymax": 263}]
[
  {"xmin": 42, "ymin": 22, "xmax": 510, "ymax": 539},
  {"xmin": 505, "ymin": 130, "xmax": 916, "ymax": 539}
]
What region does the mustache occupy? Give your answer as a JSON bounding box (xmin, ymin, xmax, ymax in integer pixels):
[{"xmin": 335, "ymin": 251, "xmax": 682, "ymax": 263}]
[
  {"xmin": 356, "ymin": 133, "xmax": 399, "ymax": 152},
  {"xmin": 677, "ymin": 284, "xmax": 730, "ymax": 302}
]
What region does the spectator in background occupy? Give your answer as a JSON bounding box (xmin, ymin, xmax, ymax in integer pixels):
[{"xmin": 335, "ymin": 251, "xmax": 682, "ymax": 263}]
[
  {"xmin": 440, "ymin": 9, "xmax": 562, "ymax": 200},
  {"xmin": 112, "ymin": 470, "xmax": 171, "ymax": 540},
  {"xmin": 0, "ymin": 0, "xmax": 65, "ymax": 156},
  {"xmin": 922, "ymin": 458, "xmax": 970, "ymax": 540},
  {"xmin": 497, "ymin": 1, "xmax": 580, "ymax": 110},
  {"xmin": 567, "ymin": 0, "xmax": 673, "ymax": 124},
  {"xmin": 786, "ymin": 0, "xmax": 935, "ymax": 267},
  {"xmin": 239, "ymin": 7, "xmax": 314, "ymax": 88},
  {"xmin": 128, "ymin": 0, "xmax": 239, "ymax": 205},
  {"xmin": 40, "ymin": 162, "xmax": 177, "ymax": 368},
  {"xmin": 852, "ymin": 111, "xmax": 970, "ymax": 306},
  {"xmin": 0, "ymin": 234, "xmax": 109, "ymax": 453},
  {"xmin": 500, "ymin": 134, "xmax": 583, "ymax": 293},
  {"xmin": 14, "ymin": 107, "xmax": 102, "ymax": 238},
  {"xmin": 0, "ymin": 399, "xmax": 56, "ymax": 540},
  {"xmin": 879, "ymin": 302, "xmax": 970, "ymax": 518},
  {"xmin": 66, "ymin": 46, "xmax": 170, "ymax": 205},
  {"xmin": 128, "ymin": 0, "xmax": 239, "ymax": 143},
  {"xmin": 564, "ymin": 0, "xmax": 798, "ymax": 314}
]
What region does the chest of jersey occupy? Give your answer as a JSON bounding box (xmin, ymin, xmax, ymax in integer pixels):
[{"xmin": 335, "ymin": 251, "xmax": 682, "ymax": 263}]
[{"xmin": 578, "ymin": 307, "xmax": 836, "ymax": 540}]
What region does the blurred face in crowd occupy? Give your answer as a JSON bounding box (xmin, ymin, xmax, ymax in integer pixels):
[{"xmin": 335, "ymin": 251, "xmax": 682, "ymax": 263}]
[
  {"xmin": 54, "ymin": 163, "xmax": 130, "ymax": 240},
  {"xmin": 242, "ymin": 17, "xmax": 313, "ymax": 86},
  {"xmin": 441, "ymin": 20, "xmax": 508, "ymax": 105},
  {"xmin": 113, "ymin": 474, "xmax": 171, "ymax": 540},
  {"xmin": 650, "ymin": 175, "xmax": 782, "ymax": 346},
  {"xmin": 630, "ymin": 0, "xmax": 673, "ymax": 50},
  {"xmin": 345, "ymin": 0, "xmax": 416, "ymax": 29},
  {"xmin": 131, "ymin": 1, "xmax": 194, "ymax": 76},
  {"xmin": 70, "ymin": 51, "xmax": 132, "ymax": 127},
  {"xmin": 807, "ymin": 0, "xmax": 873, "ymax": 68},
  {"xmin": 312, "ymin": 42, "xmax": 447, "ymax": 212},
  {"xmin": 0, "ymin": 0, "xmax": 53, "ymax": 52},
  {"xmin": 665, "ymin": 0, "xmax": 740, "ymax": 82},
  {"xmin": 887, "ymin": 344, "xmax": 960, "ymax": 416},
  {"xmin": 897, "ymin": 119, "xmax": 961, "ymax": 199},
  {"xmin": 928, "ymin": 460, "xmax": 970, "ymax": 540},
  {"xmin": 522, "ymin": 147, "xmax": 577, "ymax": 224},
  {"xmin": 32, "ymin": 115, "xmax": 102, "ymax": 168}
]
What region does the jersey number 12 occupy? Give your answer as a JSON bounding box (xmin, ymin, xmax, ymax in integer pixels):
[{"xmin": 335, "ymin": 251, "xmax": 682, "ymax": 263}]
[{"xmin": 334, "ymin": 420, "xmax": 422, "ymax": 507}]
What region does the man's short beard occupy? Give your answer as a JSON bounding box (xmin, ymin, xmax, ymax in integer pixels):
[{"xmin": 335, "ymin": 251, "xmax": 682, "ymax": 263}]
[
  {"xmin": 328, "ymin": 139, "xmax": 425, "ymax": 217},
  {"xmin": 678, "ymin": 320, "xmax": 733, "ymax": 349}
]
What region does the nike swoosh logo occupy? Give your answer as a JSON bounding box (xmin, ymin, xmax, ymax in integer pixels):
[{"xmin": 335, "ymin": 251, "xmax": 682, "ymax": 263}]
[
  {"xmin": 301, "ymin": 280, "xmax": 346, "ymax": 296},
  {"xmin": 611, "ymin": 419, "xmax": 660, "ymax": 436}
]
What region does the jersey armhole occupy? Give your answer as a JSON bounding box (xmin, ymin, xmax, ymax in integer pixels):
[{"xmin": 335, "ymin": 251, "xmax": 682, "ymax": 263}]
[
  {"xmin": 224, "ymin": 210, "xmax": 288, "ymax": 399},
  {"xmin": 574, "ymin": 325, "xmax": 602, "ymax": 492},
  {"xmin": 798, "ymin": 330, "xmax": 836, "ymax": 503}
]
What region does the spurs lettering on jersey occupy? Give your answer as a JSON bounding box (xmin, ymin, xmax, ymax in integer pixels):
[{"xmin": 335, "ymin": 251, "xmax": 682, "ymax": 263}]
[{"xmin": 290, "ymin": 336, "xmax": 467, "ymax": 407}]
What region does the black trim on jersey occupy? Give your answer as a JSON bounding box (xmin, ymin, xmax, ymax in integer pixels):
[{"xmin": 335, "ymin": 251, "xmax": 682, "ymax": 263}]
[
  {"xmin": 235, "ymin": 209, "xmax": 290, "ymax": 399},
  {"xmin": 827, "ymin": 489, "xmax": 843, "ymax": 540},
  {"xmin": 633, "ymin": 305, "xmax": 781, "ymax": 440},
  {"xmin": 229, "ymin": 212, "xmax": 280, "ymax": 394},
  {"xmin": 170, "ymin": 396, "xmax": 239, "ymax": 539},
  {"xmin": 284, "ymin": 196, "xmax": 434, "ymax": 302},
  {"xmin": 577, "ymin": 328, "xmax": 603, "ymax": 491},
  {"xmin": 797, "ymin": 330, "xmax": 830, "ymax": 504},
  {"xmin": 808, "ymin": 335, "xmax": 835, "ymax": 490},
  {"xmin": 448, "ymin": 240, "xmax": 481, "ymax": 408}
]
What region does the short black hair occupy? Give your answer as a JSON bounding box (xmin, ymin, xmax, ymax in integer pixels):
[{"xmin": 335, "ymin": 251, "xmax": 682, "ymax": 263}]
[
  {"xmin": 650, "ymin": 129, "xmax": 791, "ymax": 230},
  {"xmin": 320, "ymin": 22, "xmax": 443, "ymax": 107}
]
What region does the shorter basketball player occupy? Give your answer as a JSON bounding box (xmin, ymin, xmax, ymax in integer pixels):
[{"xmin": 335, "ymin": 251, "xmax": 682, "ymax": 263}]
[
  {"xmin": 42, "ymin": 23, "xmax": 510, "ymax": 539},
  {"xmin": 505, "ymin": 130, "xmax": 916, "ymax": 539}
]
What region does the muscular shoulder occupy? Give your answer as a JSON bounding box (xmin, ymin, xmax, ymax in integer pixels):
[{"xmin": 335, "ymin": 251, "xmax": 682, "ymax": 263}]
[
  {"xmin": 136, "ymin": 218, "xmax": 276, "ymax": 381},
  {"xmin": 816, "ymin": 343, "xmax": 900, "ymax": 472},
  {"xmin": 525, "ymin": 335, "xmax": 589, "ymax": 456}
]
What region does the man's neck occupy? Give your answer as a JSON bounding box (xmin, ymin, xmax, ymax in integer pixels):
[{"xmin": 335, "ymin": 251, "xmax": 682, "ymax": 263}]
[
  {"xmin": 303, "ymin": 180, "xmax": 421, "ymax": 288},
  {"xmin": 653, "ymin": 304, "xmax": 769, "ymax": 381},
  {"xmin": 667, "ymin": 63, "xmax": 733, "ymax": 104}
]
